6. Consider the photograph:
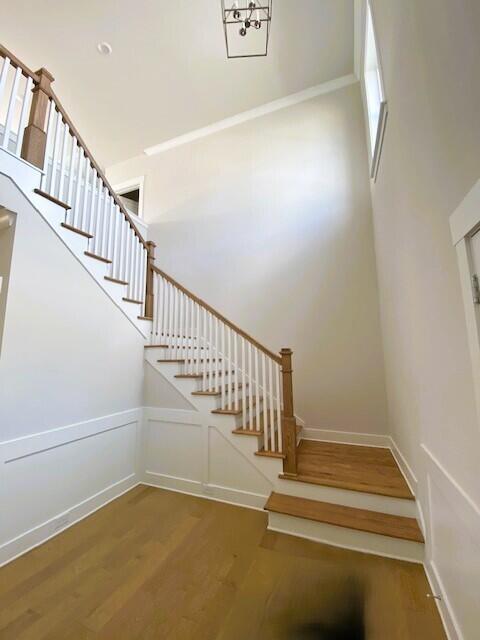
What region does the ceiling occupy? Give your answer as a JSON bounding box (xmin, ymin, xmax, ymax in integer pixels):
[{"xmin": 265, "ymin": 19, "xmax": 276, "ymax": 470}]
[{"xmin": 2, "ymin": 1, "xmax": 354, "ymax": 166}]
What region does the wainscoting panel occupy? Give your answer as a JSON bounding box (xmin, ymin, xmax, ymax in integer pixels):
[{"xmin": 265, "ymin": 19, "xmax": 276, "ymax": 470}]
[
  {"xmin": 422, "ymin": 445, "xmax": 480, "ymax": 640},
  {"xmin": 0, "ymin": 409, "xmax": 142, "ymax": 566},
  {"xmin": 143, "ymin": 407, "xmax": 272, "ymax": 510},
  {"xmin": 144, "ymin": 418, "xmax": 203, "ymax": 483}
]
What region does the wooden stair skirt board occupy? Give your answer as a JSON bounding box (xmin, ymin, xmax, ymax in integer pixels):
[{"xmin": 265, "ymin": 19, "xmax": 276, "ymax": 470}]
[{"xmin": 265, "ymin": 493, "xmax": 424, "ymax": 563}]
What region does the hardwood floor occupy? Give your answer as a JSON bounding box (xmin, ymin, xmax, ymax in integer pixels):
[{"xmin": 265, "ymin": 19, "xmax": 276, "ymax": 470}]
[
  {"xmin": 281, "ymin": 440, "xmax": 414, "ymax": 499},
  {"xmin": 0, "ymin": 486, "xmax": 446, "ymax": 639}
]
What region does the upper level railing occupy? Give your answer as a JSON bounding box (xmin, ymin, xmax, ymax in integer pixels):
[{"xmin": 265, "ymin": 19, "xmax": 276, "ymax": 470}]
[
  {"xmin": 0, "ymin": 43, "xmax": 298, "ymax": 475},
  {"xmin": 0, "ymin": 44, "xmax": 151, "ymax": 316}
]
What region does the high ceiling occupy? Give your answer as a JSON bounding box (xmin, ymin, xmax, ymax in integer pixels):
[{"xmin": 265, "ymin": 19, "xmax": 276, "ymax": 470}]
[{"xmin": 2, "ymin": 1, "xmax": 354, "ymax": 166}]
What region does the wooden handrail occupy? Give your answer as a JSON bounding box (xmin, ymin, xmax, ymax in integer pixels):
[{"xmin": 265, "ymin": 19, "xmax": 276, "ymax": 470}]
[
  {"xmin": 49, "ymin": 90, "xmax": 148, "ymax": 249},
  {"xmin": 0, "ymin": 43, "xmax": 39, "ymax": 82},
  {"xmin": 153, "ymin": 265, "xmax": 282, "ymax": 364}
]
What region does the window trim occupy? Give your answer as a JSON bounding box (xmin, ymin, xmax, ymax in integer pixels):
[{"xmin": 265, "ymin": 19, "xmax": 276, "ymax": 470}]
[{"xmin": 360, "ymin": 0, "xmax": 388, "ymax": 181}]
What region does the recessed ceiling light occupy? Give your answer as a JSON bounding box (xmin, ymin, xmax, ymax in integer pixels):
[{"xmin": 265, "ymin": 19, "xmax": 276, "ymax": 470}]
[{"xmin": 97, "ymin": 42, "xmax": 112, "ymax": 56}]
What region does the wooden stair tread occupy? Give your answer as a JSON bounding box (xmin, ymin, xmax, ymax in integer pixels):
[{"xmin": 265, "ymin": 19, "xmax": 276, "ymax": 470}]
[
  {"xmin": 212, "ymin": 397, "xmax": 261, "ymax": 416},
  {"xmin": 34, "ymin": 188, "xmax": 71, "ymax": 209},
  {"xmin": 84, "ymin": 251, "xmax": 112, "ymax": 264},
  {"xmin": 123, "ymin": 297, "xmax": 142, "ymax": 304},
  {"xmin": 61, "ymin": 222, "xmax": 93, "ymax": 238},
  {"xmin": 281, "ymin": 440, "xmax": 415, "ymax": 501},
  {"xmin": 175, "ymin": 371, "xmax": 234, "ymax": 379},
  {"xmin": 255, "ymin": 449, "xmax": 285, "ymax": 459},
  {"xmin": 232, "ymin": 428, "xmax": 263, "ymax": 437},
  {"xmin": 157, "ymin": 358, "xmax": 221, "ymax": 364},
  {"xmin": 144, "ymin": 344, "xmax": 169, "ymax": 349},
  {"xmin": 105, "ymin": 275, "xmax": 128, "ymax": 285},
  {"xmin": 192, "ymin": 383, "xmax": 248, "ymax": 397},
  {"xmin": 265, "ymin": 492, "xmax": 424, "ymax": 543}
]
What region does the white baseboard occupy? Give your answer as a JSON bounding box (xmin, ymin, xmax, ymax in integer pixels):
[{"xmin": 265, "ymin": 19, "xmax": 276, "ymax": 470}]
[
  {"xmin": 390, "ymin": 437, "xmax": 418, "ymax": 495},
  {"xmin": 301, "ymin": 427, "xmax": 391, "ymax": 448},
  {"xmin": 424, "ymin": 560, "xmax": 462, "ymax": 640},
  {"xmin": 0, "ymin": 408, "xmax": 142, "ymax": 567},
  {"xmin": 144, "ymin": 471, "xmax": 268, "ymax": 511},
  {"xmin": 0, "ymin": 475, "xmax": 139, "ymax": 568}
]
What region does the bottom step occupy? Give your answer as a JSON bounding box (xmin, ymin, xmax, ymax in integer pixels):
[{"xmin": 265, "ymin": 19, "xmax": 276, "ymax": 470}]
[{"xmin": 265, "ymin": 492, "xmax": 424, "ymax": 563}]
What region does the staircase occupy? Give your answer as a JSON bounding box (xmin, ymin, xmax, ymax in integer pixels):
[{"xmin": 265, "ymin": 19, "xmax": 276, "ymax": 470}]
[{"xmin": 0, "ymin": 43, "xmax": 424, "ymax": 563}]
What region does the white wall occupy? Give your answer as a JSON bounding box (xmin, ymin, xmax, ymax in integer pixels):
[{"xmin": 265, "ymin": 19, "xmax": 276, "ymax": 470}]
[
  {"xmin": 364, "ymin": 1, "xmax": 480, "ymax": 638},
  {"xmin": 108, "ymin": 82, "xmax": 388, "ymax": 436},
  {"xmin": 0, "ymin": 175, "xmax": 144, "ymax": 563}
]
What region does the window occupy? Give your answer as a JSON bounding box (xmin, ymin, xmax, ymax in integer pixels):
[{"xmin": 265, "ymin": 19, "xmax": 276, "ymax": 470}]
[{"xmin": 363, "ymin": 1, "xmax": 387, "ymax": 180}]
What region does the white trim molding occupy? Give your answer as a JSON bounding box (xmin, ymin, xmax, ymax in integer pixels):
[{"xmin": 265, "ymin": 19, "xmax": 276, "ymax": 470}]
[
  {"xmin": 0, "ymin": 408, "xmax": 142, "ymax": 567},
  {"xmin": 449, "ymin": 179, "xmax": 480, "ymax": 430},
  {"xmin": 301, "ymin": 426, "xmax": 391, "ymax": 448},
  {"xmin": 144, "ymin": 74, "xmax": 358, "ymax": 156}
]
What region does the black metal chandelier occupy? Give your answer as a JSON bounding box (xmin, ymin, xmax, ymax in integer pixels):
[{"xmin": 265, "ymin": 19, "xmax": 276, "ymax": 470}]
[{"xmin": 221, "ymin": 1, "xmax": 273, "ymax": 59}]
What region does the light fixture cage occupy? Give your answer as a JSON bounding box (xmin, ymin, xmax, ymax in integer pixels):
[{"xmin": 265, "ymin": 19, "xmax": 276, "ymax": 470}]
[{"xmin": 221, "ymin": 1, "xmax": 273, "ymax": 59}]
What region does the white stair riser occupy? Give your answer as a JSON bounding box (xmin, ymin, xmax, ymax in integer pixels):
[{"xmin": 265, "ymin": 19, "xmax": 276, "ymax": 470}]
[
  {"xmin": 268, "ymin": 512, "xmax": 424, "ymax": 564},
  {"xmin": 275, "ymin": 477, "xmax": 417, "ymax": 518}
]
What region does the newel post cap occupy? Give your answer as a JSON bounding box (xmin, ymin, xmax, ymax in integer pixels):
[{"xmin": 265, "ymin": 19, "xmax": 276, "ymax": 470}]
[{"xmin": 34, "ymin": 67, "xmax": 54, "ymax": 91}]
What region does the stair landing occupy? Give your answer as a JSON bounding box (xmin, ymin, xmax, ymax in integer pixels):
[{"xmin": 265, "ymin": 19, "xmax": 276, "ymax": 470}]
[{"xmin": 280, "ymin": 440, "xmax": 413, "ymax": 500}]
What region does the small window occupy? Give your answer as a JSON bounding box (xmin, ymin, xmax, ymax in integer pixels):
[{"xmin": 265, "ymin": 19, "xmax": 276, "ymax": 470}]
[{"xmin": 363, "ymin": 1, "xmax": 387, "ymax": 180}]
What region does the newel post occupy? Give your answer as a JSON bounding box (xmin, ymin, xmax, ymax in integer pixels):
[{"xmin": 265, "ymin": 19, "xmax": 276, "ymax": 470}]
[
  {"xmin": 144, "ymin": 241, "xmax": 156, "ymax": 319},
  {"xmin": 280, "ymin": 347, "xmax": 297, "ymax": 476},
  {"xmin": 21, "ymin": 67, "xmax": 54, "ymax": 169}
]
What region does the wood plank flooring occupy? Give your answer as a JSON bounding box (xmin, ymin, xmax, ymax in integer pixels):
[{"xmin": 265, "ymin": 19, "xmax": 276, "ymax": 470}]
[
  {"xmin": 0, "ymin": 486, "xmax": 445, "ymax": 639},
  {"xmin": 281, "ymin": 440, "xmax": 414, "ymax": 499}
]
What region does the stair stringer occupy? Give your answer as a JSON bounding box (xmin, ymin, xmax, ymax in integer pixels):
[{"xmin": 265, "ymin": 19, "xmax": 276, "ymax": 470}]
[{"xmin": 0, "ymin": 150, "xmax": 151, "ymax": 338}]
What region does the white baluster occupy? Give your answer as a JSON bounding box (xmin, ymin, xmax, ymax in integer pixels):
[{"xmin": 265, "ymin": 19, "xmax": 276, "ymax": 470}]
[
  {"xmin": 109, "ymin": 204, "xmax": 119, "ymax": 278},
  {"xmin": 269, "ymin": 358, "xmax": 275, "ymax": 452},
  {"xmin": 65, "ymin": 136, "xmax": 77, "ymax": 210},
  {"xmin": 173, "ymin": 286, "xmax": 179, "ymax": 359},
  {"xmin": 79, "ymin": 161, "xmax": 91, "ymax": 230},
  {"xmin": 214, "ymin": 317, "xmax": 219, "ymax": 393},
  {"xmin": 248, "ymin": 342, "xmax": 253, "ymax": 430},
  {"xmin": 255, "ymin": 348, "xmax": 260, "ymax": 433},
  {"xmin": 56, "ymin": 121, "xmax": 69, "ymax": 201},
  {"xmin": 234, "ymin": 333, "xmax": 238, "ymax": 410},
  {"xmin": 72, "ymin": 151, "xmax": 85, "ymax": 229},
  {"xmin": 195, "ymin": 304, "xmax": 200, "ymax": 375},
  {"xmin": 46, "ymin": 109, "xmax": 61, "ymax": 194},
  {"xmin": 15, "ymin": 76, "xmax": 33, "ymax": 156},
  {"xmin": 227, "ymin": 328, "xmax": 232, "ymax": 410},
  {"xmin": 221, "ymin": 323, "xmax": 226, "ymax": 408},
  {"xmin": 179, "ymin": 292, "xmax": 185, "ymax": 360},
  {"xmin": 0, "ymin": 58, "xmax": 11, "ymax": 117},
  {"xmin": 201, "ymin": 307, "xmax": 207, "ymax": 390},
  {"xmin": 275, "ymin": 363, "xmax": 282, "ymax": 453},
  {"xmin": 2, "ymin": 65, "xmax": 21, "ymax": 150},
  {"xmin": 88, "ymin": 171, "xmax": 99, "ymax": 245},
  {"xmin": 262, "ymin": 353, "xmax": 267, "ymax": 450},
  {"xmin": 241, "ymin": 338, "xmax": 246, "ymax": 429},
  {"xmin": 40, "ymin": 101, "xmax": 55, "ymax": 190},
  {"xmin": 189, "ymin": 296, "xmax": 195, "ymax": 374}
]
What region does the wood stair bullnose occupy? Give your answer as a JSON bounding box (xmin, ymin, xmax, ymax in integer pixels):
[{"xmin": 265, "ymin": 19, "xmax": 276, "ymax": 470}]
[{"xmin": 264, "ymin": 492, "xmax": 424, "ymax": 544}]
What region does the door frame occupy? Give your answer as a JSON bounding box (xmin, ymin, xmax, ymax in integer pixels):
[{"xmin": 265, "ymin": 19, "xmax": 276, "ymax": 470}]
[{"xmin": 450, "ymin": 179, "xmax": 480, "ymax": 427}]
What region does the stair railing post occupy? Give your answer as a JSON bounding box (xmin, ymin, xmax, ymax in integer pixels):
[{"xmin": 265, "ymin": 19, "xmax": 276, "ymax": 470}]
[
  {"xmin": 280, "ymin": 347, "xmax": 297, "ymax": 476},
  {"xmin": 144, "ymin": 240, "xmax": 156, "ymax": 319},
  {"xmin": 21, "ymin": 67, "xmax": 54, "ymax": 169}
]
